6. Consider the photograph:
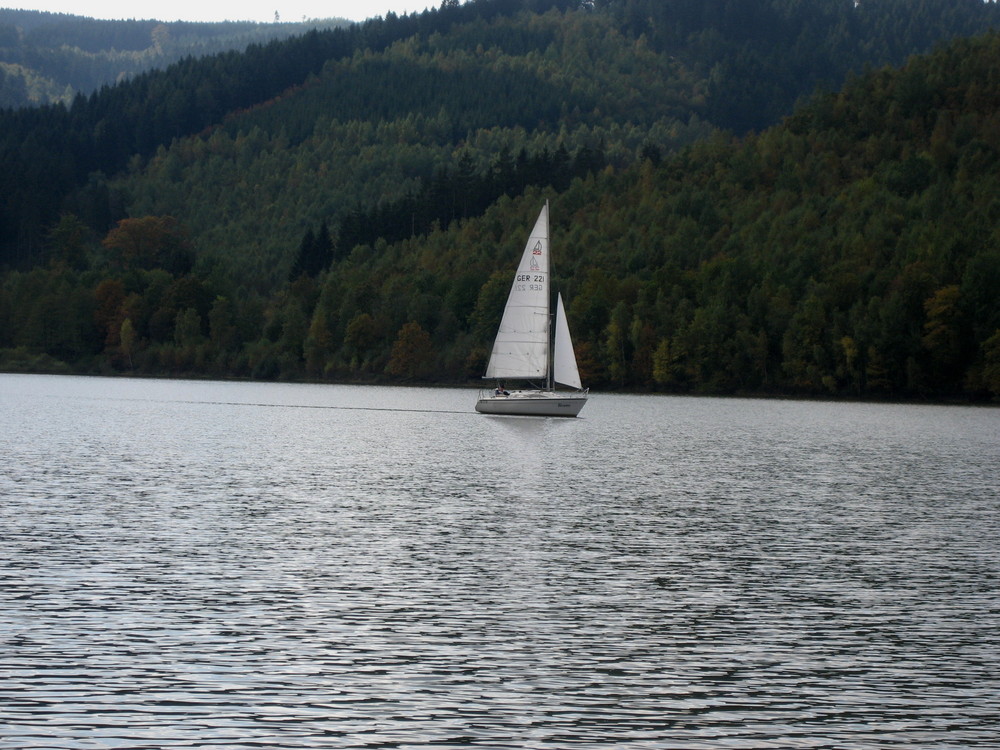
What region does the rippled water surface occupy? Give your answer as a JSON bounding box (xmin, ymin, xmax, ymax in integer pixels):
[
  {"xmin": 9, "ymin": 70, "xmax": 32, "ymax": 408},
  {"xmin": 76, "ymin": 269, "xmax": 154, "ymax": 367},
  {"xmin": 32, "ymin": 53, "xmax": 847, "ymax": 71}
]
[{"xmin": 2, "ymin": 374, "xmax": 999, "ymax": 748}]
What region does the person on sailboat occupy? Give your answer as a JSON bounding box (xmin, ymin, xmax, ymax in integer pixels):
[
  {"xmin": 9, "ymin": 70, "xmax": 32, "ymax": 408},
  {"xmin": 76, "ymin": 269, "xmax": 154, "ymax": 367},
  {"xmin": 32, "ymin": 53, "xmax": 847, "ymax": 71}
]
[{"xmin": 495, "ymin": 382, "xmax": 510, "ymax": 396}]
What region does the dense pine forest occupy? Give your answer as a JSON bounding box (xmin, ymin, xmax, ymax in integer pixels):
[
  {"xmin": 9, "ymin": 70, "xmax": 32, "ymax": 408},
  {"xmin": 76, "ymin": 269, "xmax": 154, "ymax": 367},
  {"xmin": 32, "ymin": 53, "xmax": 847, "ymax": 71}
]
[{"xmin": 2, "ymin": 0, "xmax": 1000, "ymax": 401}]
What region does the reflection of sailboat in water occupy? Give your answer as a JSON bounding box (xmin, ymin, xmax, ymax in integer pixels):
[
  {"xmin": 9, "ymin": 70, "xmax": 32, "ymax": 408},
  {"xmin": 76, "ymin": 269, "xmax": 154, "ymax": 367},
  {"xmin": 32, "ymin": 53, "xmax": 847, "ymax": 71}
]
[{"xmin": 475, "ymin": 201, "xmax": 589, "ymax": 417}]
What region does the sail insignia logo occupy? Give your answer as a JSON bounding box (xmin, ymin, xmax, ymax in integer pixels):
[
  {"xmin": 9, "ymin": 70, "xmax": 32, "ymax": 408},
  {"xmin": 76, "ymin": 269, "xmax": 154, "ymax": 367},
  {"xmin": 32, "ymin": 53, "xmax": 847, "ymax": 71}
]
[
  {"xmin": 530, "ymin": 256, "xmax": 540, "ymax": 271},
  {"xmin": 532, "ymin": 241, "xmax": 543, "ymax": 255}
]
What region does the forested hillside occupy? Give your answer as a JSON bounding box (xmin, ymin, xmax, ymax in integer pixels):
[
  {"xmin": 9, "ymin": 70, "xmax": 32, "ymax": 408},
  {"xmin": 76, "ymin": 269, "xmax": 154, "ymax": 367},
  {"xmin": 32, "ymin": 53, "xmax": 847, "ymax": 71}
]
[
  {"xmin": 0, "ymin": 9, "xmax": 350, "ymax": 108},
  {"xmin": 1, "ymin": 0, "xmax": 999, "ymax": 401}
]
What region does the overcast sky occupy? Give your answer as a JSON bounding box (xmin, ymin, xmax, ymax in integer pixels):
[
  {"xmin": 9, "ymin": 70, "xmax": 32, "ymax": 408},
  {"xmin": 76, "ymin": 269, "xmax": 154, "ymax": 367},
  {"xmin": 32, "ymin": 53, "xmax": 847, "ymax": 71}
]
[{"xmin": 12, "ymin": 0, "xmax": 434, "ymax": 23}]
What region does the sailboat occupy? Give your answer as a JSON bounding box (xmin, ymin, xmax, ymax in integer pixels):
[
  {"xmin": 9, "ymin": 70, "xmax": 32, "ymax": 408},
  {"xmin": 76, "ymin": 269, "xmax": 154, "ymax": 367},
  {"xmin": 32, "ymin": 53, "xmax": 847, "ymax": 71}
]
[{"xmin": 475, "ymin": 201, "xmax": 589, "ymax": 417}]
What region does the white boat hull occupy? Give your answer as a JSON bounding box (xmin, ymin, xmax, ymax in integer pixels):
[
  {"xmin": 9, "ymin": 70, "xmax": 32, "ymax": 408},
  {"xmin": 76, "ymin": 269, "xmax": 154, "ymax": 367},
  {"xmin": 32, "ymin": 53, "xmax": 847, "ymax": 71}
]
[{"xmin": 475, "ymin": 389, "xmax": 588, "ymax": 417}]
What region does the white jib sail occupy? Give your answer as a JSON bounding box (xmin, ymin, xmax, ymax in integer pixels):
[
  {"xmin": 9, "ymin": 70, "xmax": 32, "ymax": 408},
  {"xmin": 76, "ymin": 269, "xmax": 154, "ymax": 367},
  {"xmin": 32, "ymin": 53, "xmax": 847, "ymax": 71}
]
[
  {"xmin": 553, "ymin": 292, "xmax": 582, "ymax": 390},
  {"xmin": 484, "ymin": 204, "xmax": 550, "ymax": 380}
]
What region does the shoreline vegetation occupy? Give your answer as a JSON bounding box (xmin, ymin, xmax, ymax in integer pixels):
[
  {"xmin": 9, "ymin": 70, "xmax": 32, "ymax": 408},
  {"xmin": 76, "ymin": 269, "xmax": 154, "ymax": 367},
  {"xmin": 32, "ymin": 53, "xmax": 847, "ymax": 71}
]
[{"xmin": 2, "ymin": 357, "xmax": 995, "ymax": 407}]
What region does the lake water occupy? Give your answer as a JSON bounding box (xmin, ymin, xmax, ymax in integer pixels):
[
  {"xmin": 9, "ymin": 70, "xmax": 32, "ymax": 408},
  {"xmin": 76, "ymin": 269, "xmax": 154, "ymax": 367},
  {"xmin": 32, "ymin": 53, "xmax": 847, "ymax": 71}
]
[{"xmin": 1, "ymin": 373, "xmax": 999, "ymax": 749}]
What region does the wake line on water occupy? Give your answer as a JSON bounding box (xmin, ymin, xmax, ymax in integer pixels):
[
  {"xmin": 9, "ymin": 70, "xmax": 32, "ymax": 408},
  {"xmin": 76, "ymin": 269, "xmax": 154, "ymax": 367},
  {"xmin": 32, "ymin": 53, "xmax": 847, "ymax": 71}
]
[
  {"xmin": 197, "ymin": 400, "xmax": 472, "ymax": 415},
  {"xmin": 65, "ymin": 393, "xmax": 476, "ymax": 415}
]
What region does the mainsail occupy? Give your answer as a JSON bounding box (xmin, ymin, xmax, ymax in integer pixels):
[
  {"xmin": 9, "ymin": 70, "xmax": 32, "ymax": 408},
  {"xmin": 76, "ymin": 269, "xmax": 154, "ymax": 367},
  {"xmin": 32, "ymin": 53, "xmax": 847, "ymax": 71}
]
[{"xmin": 484, "ymin": 203, "xmax": 550, "ymax": 380}]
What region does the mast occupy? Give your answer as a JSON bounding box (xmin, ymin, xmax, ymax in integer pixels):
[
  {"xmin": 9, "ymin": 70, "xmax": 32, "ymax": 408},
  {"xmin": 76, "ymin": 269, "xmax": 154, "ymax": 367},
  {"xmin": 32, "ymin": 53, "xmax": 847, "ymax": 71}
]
[{"xmin": 546, "ymin": 307, "xmax": 554, "ymax": 392}]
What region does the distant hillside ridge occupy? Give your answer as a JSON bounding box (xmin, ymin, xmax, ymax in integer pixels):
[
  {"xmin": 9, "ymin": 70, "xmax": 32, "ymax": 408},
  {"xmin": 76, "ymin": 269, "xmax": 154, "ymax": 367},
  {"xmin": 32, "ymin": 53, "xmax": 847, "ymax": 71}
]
[{"xmin": 0, "ymin": 9, "xmax": 352, "ymax": 108}]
